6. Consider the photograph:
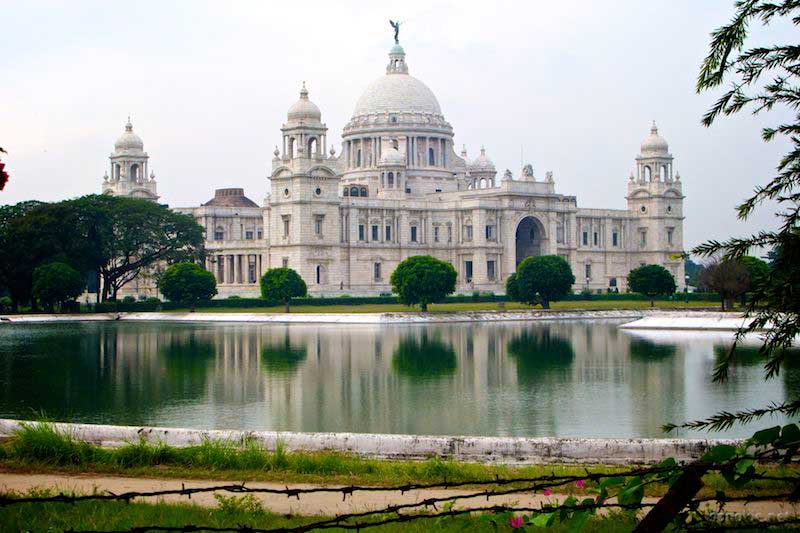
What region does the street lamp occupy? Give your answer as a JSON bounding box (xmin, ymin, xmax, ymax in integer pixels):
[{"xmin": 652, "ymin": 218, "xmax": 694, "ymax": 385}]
[{"xmin": 684, "ymin": 274, "xmax": 690, "ymax": 303}]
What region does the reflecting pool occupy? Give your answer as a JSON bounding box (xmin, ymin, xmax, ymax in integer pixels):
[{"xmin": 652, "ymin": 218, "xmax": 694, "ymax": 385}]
[{"xmin": 0, "ymin": 320, "xmax": 796, "ymax": 439}]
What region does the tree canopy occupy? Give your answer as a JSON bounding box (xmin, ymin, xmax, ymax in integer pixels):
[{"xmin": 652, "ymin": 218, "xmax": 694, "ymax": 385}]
[
  {"xmin": 157, "ymin": 262, "xmax": 217, "ymax": 307},
  {"xmin": 389, "ymin": 255, "xmax": 457, "ymax": 312},
  {"xmin": 0, "ymin": 195, "xmax": 206, "ymax": 308},
  {"xmin": 260, "ymin": 268, "xmax": 307, "ymax": 312},
  {"xmin": 627, "ymin": 264, "xmax": 677, "ymax": 307},
  {"xmin": 32, "ymin": 262, "xmax": 85, "ymax": 312},
  {"xmin": 510, "ymin": 255, "xmax": 575, "ymax": 309}
]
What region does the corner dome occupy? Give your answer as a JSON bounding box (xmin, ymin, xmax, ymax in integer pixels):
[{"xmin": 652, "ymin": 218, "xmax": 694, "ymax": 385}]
[
  {"xmin": 379, "ymin": 146, "xmax": 405, "ymax": 166},
  {"xmin": 114, "ymin": 118, "xmax": 144, "ymax": 152},
  {"xmin": 351, "ymin": 45, "xmax": 442, "ymax": 119},
  {"xmin": 287, "ymin": 83, "xmax": 321, "ymax": 123},
  {"xmin": 468, "ymin": 147, "xmax": 495, "ymax": 173},
  {"xmin": 640, "ymin": 121, "xmax": 669, "ymax": 156}
]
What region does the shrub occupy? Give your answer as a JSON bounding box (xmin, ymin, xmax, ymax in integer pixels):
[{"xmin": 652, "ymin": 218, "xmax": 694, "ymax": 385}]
[
  {"xmin": 389, "ymin": 256, "xmax": 457, "ymax": 312},
  {"xmin": 121, "ymin": 295, "xmax": 136, "ymax": 304},
  {"xmin": 628, "ymin": 264, "xmax": 677, "ymax": 307},
  {"xmin": 157, "ymin": 262, "xmax": 217, "ymax": 310},
  {"xmin": 0, "ymin": 295, "xmax": 11, "ymax": 313},
  {"xmin": 227, "ymin": 295, "xmax": 242, "ymax": 300},
  {"xmin": 260, "ymin": 268, "xmax": 307, "ymax": 313},
  {"xmin": 31, "ymin": 262, "xmax": 85, "ymax": 312},
  {"xmin": 512, "ymin": 255, "xmax": 576, "ymax": 309}
]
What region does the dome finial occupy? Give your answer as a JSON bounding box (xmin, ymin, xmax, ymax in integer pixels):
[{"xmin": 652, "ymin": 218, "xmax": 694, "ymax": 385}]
[
  {"xmin": 651, "ymin": 120, "xmax": 658, "ymax": 134},
  {"xmin": 125, "ymin": 116, "xmax": 133, "ymax": 131},
  {"xmin": 300, "ymin": 81, "xmax": 308, "ymax": 99},
  {"xmin": 480, "ymin": 145, "xmax": 486, "ymax": 156}
]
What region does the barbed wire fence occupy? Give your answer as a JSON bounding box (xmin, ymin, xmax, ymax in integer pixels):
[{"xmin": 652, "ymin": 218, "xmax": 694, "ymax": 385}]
[{"xmin": 2, "ymin": 441, "xmax": 800, "ymax": 533}]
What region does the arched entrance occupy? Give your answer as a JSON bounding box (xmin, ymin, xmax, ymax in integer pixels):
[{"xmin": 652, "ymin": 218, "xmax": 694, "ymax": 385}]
[{"xmin": 515, "ymin": 216, "xmax": 546, "ymax": 266}]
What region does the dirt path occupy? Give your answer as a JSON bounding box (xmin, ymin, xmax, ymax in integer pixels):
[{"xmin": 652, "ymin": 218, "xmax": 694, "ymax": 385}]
[{"xmin": 1, "ymin": 472, "xmax": 798, "ymax": 518}]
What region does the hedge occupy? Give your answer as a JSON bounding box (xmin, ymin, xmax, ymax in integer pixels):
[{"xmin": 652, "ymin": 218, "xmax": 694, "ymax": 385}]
[{"xmin": 87, "ymin": 291, "xmax": 720, "ymax": 313}]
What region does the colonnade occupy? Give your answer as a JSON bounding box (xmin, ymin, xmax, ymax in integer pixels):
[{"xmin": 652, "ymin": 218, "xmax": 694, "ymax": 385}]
[{"xmin": 207, "ymin": 254, "xmax": 263, "ymax": 285}]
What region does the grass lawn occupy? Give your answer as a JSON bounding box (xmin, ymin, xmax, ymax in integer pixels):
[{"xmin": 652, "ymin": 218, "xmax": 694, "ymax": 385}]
[{"xmin": 181, "ymin": 300, "xmax": 721, "ymax": 314}]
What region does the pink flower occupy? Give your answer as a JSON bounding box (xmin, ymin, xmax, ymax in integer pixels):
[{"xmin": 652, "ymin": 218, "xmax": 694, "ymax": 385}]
[
  {"xmin": 543, "ymin": 488, "xmax": 552, "ymax": 497},
  {"xmin": 576, "ymin": 479, "xmax": 586, "ymax": 488},
  {"xmin": 509, "ymin": 515, "xmax": 523, "ymax": 529}
]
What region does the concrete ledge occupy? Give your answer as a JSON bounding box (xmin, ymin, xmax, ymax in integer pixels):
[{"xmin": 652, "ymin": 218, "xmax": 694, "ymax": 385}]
[
  {"xmin": 620, "ymin": 312, "xmax": 756, "ymax": 331},
  {"xmin": 0, "ymin": 309, "xmax": 730, "ymax": 326},
  {"xmin": 0, "ymin": 419, "xmax": 739, "ymax": 465}
]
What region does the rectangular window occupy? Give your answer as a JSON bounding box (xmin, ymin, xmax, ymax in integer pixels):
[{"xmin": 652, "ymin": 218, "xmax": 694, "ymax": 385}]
[
  {"xmin": 282, "ymin": 258, "xmax": 288, "ymax": 268},
  {"xmin": 315, "ymin": 216, "xmax": 324, "ymax": 237},
  {"xmin": 612, "ymin": 231, "xmax": 619, "ymax": 247},
  {"xmin": 582, "ymin": 231, "xmax": 588, "ymax": 246},
  {"xmin": 609, "ymin": 277, "xmax": 617, "ymax": 287},
  {"xmin": 385, "ymin": 225, "xmax": 392, "ymax": 241},
  {"xmin": 585, "ymin": 264, "xmax": 592, "ymax": 280},
  {"xmin": 257, "ymin": 228, "xmax": 263, "ymax": 240},
  {"xmin": 640, "ymin": 230, "xmax": 647, "ymax": 246},
  {"xmin": 245, "ymin": 230, "xmax": 254, "ymax": 240},
  {"xmin": 358, "ymin": 224, "xmax": 365, "ymax": 241},
  {"xmin": 374, "ymin": 262, "xmax": 381, "ymax": 281},
  {"xmin": 593, "ymin": 232, "xmax": 599, "ymax": 246},
  {"xmin": 215, "ymin": 229, "xmax": 224, "ymax": 241},
  {"xmin": 485, "ymin": 225, "xmax": 495, "ymax": 241},
  {"xmin": 667, "ymin": 227, "xmax": 674, "ymax": 245},
  {"xmin": 282, "ymin": 217, "xmax": 290, "ymax": 238},
  {"xmin": 371, "ymin": 225, "xmax": 379, "ymax": 241},
  {"xmin": 248, "ymin": 263, "xmax": 257, "ymax": 283},
  {"xmin": 487, "ymin": 260, "xmax": 496, "ymax": 280},
  {"xmin": 447, "ymin": 225, "xmax": 452, "ymax": 242},
  {"xmin": 434, "ymin": 226, "xmax": 440, "ymax": 242},
  {"xmin": 410, "ymin": 226, "xmax": 418, "ymax": 242},
  {"xmin": 465, "ymin": 260, "xmax": 473, "ymax": 282},
  {"xmin": 465, "ymin": 225, "xmax": 473, "ymax": 241}
]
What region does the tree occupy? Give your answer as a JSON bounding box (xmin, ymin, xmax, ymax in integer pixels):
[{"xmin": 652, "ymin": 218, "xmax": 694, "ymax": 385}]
[
  {"xmin": 68, "ymin": 196, "xmax": 205, "ymax": 302},
  {"xmin": 627, "ymin": 264, "xmax": 677, "ymax": 307},
  {"xmin": 505, "ymin": 272, "xmax": 520, "ymax": 301},
  {"xmin": 389, "ymin": 255, "xmax": 457, "ymax": 312},
  {"xmin": 31, "ymin": 262, "xmax": 85, "ymax": 312},
  {"xmin": 157, "ymin": 262, "xmax": 217, "ymax": 310},
  {"xmin": 260, "ymin": 268, "xmax": 307, "ymax": 312},
  {"xmin": 510, "ymin": 255, "xmax": 575, "ymax": 309},
  {"xmin": 689, "ymin": 0, "xmax": 800, "ymax": 386},
  {"xmin": 685, "ymin": 257, "xmax": 705, "ymax": 288}
]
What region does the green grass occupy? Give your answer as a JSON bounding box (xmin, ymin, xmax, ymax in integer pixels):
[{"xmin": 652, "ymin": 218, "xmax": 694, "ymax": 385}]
[
  {"xmin": 177, "ymin": 300, "xmax": 720, "ymax": 314},
  {"xmin": 0, "ymin": 422, "xmax": 793, "ymax": 501}
]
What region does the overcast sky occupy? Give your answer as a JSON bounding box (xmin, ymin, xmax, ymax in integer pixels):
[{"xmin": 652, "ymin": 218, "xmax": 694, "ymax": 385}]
[{"xmin": 1, "ymin": 0, "xmax": 794, "ymax": 250}]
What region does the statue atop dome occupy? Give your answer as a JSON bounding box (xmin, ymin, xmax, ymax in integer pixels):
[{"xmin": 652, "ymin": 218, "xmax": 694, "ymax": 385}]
[{"xmin": 389, "ymin": 20, "xmax": 401, "ymax": 44}]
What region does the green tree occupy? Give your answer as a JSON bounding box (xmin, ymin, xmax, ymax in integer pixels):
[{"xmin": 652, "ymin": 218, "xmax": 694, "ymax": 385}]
[
  {"xmin": 389, "ymin": 255, "xmax": 457, "ymax": 312},
  {"xmin": 689, "ymin": 0, "xmax": 800, "ymax": 386},
  {"xmin": 157, "ymin": 262, "xmax": 217, "ymax": 310},
  {"xmin": 505, "ymin": 272, "xmax": 520, "ymax": 301},
  {"xmin": 627, "ymin": 264, "xmax": 677, "ymax": 307},
  {"xmin": 260, "ymin": 268, "xmax": 307, "ymax": 312},
  {"xmin": 511, "ymin": 255, "xmax": 575, "ymax": 309},
  {"xmin": 31, "ymin": 262, "xmax": 85, "ymax": 312},
  {"xmin": 685, "ymin": 257, "xmax": 705, "ymax": 288}
]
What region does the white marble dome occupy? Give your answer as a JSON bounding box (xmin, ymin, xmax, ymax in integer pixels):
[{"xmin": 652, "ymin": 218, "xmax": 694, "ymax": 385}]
[
  {"xmin": 379, "ymin": 146, "xmax": 405, "ymax": 166},
  {"xmin": 114, "ymin": 119, "xmax": 144, "ymax": 152},
  {"xmin": 287, "ymin": 83, "xmax": 321, "ymax": 123},
  {"xmin": 640, "ymin": 122, "xmax": 669, "ymax": 156},
  {"xmin": 468, "ymin": 147, "xmax": 495, "ymax": 173},
  {"xmin": 352, "ymin": 45, "xmax": 442, "ymax": 119}
]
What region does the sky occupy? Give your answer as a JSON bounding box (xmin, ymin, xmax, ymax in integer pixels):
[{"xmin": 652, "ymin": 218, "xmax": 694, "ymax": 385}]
[{"xmin": 1, "ymin": 0, "xmax": 795, "ymax": 250}]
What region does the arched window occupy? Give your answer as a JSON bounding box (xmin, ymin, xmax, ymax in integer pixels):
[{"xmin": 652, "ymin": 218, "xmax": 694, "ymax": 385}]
[
  {"xmin": 356, "ymin": 149, "xmax": 362, "ymax": 167},
  {"xmin": 360, "ymin": 187, "xmax": 368, "ymax": 197},
  {"xmin": 214, "ymin": 227, "xmax": 225, "ymax": 241},
  {"xmin": 350, "ymin": 186, "xmax": 359, "ymax": 197},
  {"xmin": 643, "ymin": 165, "xmax": 652, "ymax": 181},
  {"xmin": 114, "ymin": 163, "xmax": 121, "ymax": 179},
  {"xmin": 130, "ymin": 164, "xmax": 139, "ymax": 180},
  {"xmin": 661, "ymin": 164, "xmax": 668, "ymax": 181},
  {"xmin": 428, "ymin": 147, "xmax": 435, "ymax": 166},
  {"xmin": 387, "ymin": 172, "xmax": 394, "ymax": 188},
  {"xmin": 308, "ymin": 137, "xmax": 317, "ymax": 157},
  {"xmin": 288, "ymin": 137, "xmax": 295, "ymax": 159},
  {"xmin": 316, "ymin": 265, "xmax": 322, "ymax": 284},
  {"xmin": 343, "ymin": 187, "xmax": 349, "ymax": 196},
  {"xmin": 479, "ymin": 178, "xmax": 487, "ymax": 189}
]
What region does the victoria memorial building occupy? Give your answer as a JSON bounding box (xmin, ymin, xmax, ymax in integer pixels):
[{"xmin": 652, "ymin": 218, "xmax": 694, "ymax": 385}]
[{"xmin": 102, "ymin": 41, "xmax": 686, "ymax": 298}]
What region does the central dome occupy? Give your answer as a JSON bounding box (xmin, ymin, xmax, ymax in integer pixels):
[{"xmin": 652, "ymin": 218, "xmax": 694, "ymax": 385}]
[
  {"xmin": 353, "ymin": 75, "xmax": 442, "ymax": 118},
  {"xmin": 351, "ymin": 44, "xmax": 442, "ymax": 119}
]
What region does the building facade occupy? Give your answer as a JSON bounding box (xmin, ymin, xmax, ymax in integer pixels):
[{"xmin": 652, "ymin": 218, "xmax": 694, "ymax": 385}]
[{"xmin": 105, "ymin": 42, "xmax": 685, "ymax": 298}]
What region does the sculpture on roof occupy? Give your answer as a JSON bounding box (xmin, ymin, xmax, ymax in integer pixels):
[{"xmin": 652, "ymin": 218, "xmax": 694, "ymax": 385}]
[{"xmin": 389, "ymin": 20, "xmax": 401, "ymax": 44}]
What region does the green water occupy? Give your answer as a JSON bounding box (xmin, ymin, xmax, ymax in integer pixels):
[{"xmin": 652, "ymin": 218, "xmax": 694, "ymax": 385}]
[{"xmin": 0, "ymin": 320, "xmax": 795, "ymax": 439}]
